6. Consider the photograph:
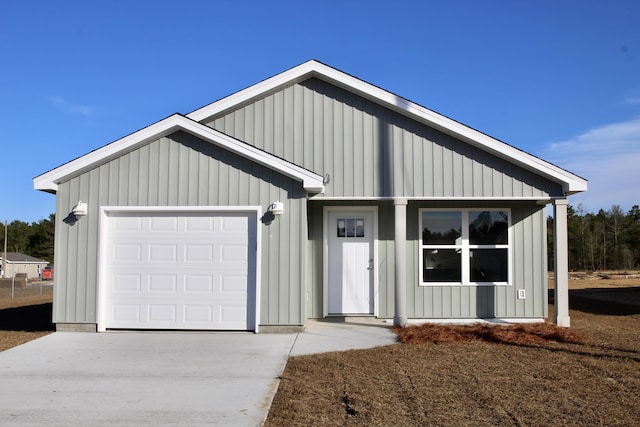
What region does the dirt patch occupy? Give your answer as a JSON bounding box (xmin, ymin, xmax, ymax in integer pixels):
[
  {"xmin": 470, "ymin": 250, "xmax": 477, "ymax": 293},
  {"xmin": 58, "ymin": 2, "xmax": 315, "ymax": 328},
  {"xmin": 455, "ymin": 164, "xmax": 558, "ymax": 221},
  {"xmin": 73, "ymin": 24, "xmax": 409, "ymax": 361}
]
[
  {"xmin": 266, "ymin": 276, "xmax": 640, "ymax": 426},
  {"xmin": 0, "ymin": 285, "xmax": 54, "ymax": 352},
  {"xmin": 0, "ymin": 283, "xmax": 53, "ymax": 310}
]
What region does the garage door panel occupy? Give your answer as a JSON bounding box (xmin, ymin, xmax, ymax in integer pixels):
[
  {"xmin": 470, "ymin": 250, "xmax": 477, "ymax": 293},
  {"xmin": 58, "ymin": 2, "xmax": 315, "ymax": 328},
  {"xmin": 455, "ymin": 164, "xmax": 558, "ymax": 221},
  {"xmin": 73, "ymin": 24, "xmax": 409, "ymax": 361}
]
[
  {"xmin": 149, "ymin": 244, "xmax": 178, "ymax": 262},
  {"xmin": 186, "ymin": 216, "xmax": 214, "ymax": 232},
  {"xmin": 112, "ymin": 304, "xmax": 141, "ymax": 322},
  {"xmin": 220, "ymin": 244, "xmax": 249, "ymax": 263},
  {"xmin": 148, "ymin": 275, "xmax": 178, "ymax": 292},
  {"xmin": 110, "ymin": 271, "xmax": 248, "ymax": 295},
  {"xmin": 220, "ymin": 305, "xmax": 247, "ymax": 325},
  {"xmin": 185, "ymin": 275, "xmax": 213, "ymax": 292},
  {"xmin": 149, "ymin": 216, "xmax": 178, "ymax": 232},
  {"xmin": 108, "ymin": 300, "xmax": 250, "ymax": 329},
  {"xmin": 113, "ymin": 216, "xmax": 143, "ymax": 232},
  {"xmin": 221, "ymin": 275, "xmax": 248, "ymax": 293},
  {"xmin": 220, "ymin": 215, "xmax": 248, "ymax": 231},
  {"xmin": 103, "ymin": 211, "xmax": 255, "ymax": 331},
  {"xmin": 185, "ymin": 244, "xmax": 214, "ymax": 262},
  {"xmin": 185, "ymin": 305, "xmax": 213, "ymax": 322},
  {"xmin": 148, "ymin": 304, "xmax": 176, "ymax": 322},
  {"xmin": 113, "ymin": 274, "xmax": 141, "ymax": 292},
  {"xmin": 113, "ymin": 244, "xmax": 142, "ymax": 262}
]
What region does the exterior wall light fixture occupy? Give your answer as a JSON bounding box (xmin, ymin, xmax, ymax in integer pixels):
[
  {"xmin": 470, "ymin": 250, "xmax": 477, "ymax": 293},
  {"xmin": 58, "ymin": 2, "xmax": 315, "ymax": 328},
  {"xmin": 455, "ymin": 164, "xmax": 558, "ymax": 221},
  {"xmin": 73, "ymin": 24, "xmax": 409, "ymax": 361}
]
[
  {"xmin": 71, "ymin": 201, "xmax": 88, "ymax": 217},
  {"xmin": 268, "ymin": 201, "xmax": 284, "ymax": 215}
]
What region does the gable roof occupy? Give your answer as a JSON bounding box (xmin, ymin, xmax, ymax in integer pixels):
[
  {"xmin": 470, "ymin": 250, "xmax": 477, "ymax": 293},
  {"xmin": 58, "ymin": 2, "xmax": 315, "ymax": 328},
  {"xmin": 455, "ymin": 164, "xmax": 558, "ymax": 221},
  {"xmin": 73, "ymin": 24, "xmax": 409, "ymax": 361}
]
[
  {"xmin": 35, "ymin": 60, "xmax": 586, "ymax": 197},
  {"xmin": 33, "ymin": 114, "xmax": 325, "ymax": 193},
  {"xmin": 188, "ymin": 60, "xmax": 587, "ymax": 195}
]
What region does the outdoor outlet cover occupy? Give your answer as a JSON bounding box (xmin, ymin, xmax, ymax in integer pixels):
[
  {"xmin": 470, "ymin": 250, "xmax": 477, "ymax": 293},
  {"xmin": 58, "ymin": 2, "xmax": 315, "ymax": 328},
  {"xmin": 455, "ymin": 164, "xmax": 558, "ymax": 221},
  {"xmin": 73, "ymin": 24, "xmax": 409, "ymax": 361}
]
[{"xmin": 518, "ymin": 289, "xmax": 526, "ymax": 299}]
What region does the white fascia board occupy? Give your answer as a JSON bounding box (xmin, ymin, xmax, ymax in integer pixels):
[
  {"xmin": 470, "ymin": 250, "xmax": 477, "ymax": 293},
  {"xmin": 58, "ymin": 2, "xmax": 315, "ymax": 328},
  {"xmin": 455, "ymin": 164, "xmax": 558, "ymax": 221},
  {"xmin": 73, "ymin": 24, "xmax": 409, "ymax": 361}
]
[
  {"xmin": 311, "ymin": 196, "xmax": 552, "ymax": 202},
  {"xmin": 188, "ymin": 60, "xmax": 587, "ymax": 194},
  {"xmin": 33, "ymin": 115, "xmax": 186, "ymax": 192},
  {"xmin": 187, "ymin": 61, "xmax": 320, "ymax": 122},
  {"xmin": 33, "ymin": 114, "xmax": 324, "ymax": 193}
]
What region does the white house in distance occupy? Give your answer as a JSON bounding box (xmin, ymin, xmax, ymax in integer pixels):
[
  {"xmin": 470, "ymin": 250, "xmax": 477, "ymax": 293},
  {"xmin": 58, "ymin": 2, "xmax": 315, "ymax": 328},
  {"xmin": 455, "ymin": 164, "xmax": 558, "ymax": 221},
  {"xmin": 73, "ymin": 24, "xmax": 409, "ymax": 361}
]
[
  {"xmin": 0, "ymin": 252, "xmax": 48, "ymax": 280},
  {"xmin": 34, "ymin": 60, "xmax": 586, "ymax": 333}
]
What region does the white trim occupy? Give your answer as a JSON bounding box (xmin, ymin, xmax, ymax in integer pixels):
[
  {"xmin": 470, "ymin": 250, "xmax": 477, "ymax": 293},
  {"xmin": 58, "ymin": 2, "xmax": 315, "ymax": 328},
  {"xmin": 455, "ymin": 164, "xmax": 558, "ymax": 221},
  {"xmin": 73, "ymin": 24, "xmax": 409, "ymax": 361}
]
[
  {"xmin": 322, "ymin": 206, "xmax": 379, "ymax": 318},
  {"xmin": 187, "ymin": 61, "xmax": 322, "ymax": 122},
  {"xmin": 311, "ymin": 196, "xmax": 552, "ymax": 202},
  {"xmin": 188, "ymin": 60, "xmax": 586, "ymax": 194},
  {"xmin": 97, "ymin": 208, "xmax": 108, "ymax": 332},
  {"xmin": 418, "ymin": 208, "xmax": 512, "ymax": 287},
  {"xmin": 96, "ymin": 205, "xmax": 262, "ymax": 333},
  {"xmin": 34, "ymin": 115, "xmax": 324, "ymax": 194},
  {"xmin": 98, "ymin": 205, "xmax": 262, "ymax": 213}
]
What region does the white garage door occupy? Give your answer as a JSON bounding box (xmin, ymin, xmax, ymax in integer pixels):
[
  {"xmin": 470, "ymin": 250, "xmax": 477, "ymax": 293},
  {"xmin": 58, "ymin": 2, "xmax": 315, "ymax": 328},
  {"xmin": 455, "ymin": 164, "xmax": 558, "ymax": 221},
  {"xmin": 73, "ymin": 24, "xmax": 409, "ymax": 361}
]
[{"xmin": 101, "ymin": 210, "xmax": 257, "ymax": 331}]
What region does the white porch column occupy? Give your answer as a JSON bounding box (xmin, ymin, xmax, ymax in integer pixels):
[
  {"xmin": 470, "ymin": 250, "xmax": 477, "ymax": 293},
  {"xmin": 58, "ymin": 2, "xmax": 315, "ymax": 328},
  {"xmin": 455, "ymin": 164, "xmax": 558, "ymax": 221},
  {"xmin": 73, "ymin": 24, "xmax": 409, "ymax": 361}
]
[
  {"xmin": 394, "ymin": 198, "xmax": 408, "ymax": 327},
  {"xmin": 553, "ymin": 199, "xmax": 570, "ymax": 327}
]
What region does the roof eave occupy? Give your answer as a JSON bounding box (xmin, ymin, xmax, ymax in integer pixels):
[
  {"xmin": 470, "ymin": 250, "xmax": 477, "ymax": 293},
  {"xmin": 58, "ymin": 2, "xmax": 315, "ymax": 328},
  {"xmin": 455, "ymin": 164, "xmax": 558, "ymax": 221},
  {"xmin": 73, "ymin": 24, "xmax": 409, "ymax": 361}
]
[
  {"xmin": 37, "ymin": 60, "xmax": 586, "ymax": 197},
  {"xmin": 33, "ymin": 115, "xmax": 184, "ymax": 192},
  {"xmin": 564, "ymin": 179, "xmax": 589, "ymax": 196},
  {"xmin": 33, "ymin": 114, "xmax": 325, "ymax": 195},
  {"xmin": 187, "ymin": 60, "xmax": 587, "ymax": 194}
]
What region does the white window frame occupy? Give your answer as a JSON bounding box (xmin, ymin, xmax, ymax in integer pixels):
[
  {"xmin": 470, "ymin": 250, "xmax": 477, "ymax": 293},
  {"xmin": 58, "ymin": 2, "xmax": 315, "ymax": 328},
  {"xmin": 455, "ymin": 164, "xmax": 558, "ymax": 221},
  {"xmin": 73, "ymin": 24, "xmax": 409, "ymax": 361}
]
[{"xmin": 419, "ymin": 208, "xmax": 511, "ymax": 287}]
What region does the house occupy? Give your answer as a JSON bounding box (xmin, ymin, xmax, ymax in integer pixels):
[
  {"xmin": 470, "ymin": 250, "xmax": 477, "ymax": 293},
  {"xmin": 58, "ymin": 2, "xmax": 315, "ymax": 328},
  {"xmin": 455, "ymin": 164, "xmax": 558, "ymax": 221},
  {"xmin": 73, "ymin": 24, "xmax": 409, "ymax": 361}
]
[
  {"xmin": 0, "ymin": 252, "xmax": 48, "ymax": 280},
  {"xmin": 33, "ymin": 60, "xmax": 586, "ymax": 332}
]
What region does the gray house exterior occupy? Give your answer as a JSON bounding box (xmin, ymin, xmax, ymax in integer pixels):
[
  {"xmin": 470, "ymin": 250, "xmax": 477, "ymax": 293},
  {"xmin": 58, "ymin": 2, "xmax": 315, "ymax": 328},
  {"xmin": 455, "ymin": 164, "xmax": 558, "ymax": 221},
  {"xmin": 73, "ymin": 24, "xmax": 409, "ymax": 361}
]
[{"xmin": 34, "ymin": 60, "xmax": 586, "ymax": 332}]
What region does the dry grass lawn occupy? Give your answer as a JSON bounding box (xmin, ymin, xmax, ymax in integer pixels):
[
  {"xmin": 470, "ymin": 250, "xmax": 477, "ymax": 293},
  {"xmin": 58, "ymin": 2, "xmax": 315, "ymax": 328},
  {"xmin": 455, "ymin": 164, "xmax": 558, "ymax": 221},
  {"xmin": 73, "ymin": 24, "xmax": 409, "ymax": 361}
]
[
  {"xmin": 1, "ymin": 276, "xmax": 639, "ymax": 426},
  {"xmin": 0, "ymin": 284, "xmax": 54, "ymax": 351},
  {"xmin": 266, "ymin": 273, "xmax": 640, "ymax": 426}
]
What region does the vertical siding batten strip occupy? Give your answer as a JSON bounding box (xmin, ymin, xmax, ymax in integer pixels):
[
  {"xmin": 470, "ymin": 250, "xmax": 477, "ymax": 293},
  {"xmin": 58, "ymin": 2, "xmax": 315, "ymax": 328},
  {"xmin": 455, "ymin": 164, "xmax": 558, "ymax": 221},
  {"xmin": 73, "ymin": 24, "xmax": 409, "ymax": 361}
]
[{"xmin": 85, "ymin": 169, "xmax": 100, "ymax": 320}]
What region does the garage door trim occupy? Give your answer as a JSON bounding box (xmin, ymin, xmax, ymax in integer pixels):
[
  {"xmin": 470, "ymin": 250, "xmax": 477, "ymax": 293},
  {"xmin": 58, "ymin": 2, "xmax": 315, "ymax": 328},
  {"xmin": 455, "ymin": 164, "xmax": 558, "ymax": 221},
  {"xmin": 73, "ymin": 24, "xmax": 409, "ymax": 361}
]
[{"xmin": 97, "ymin": 206, "xmax": 262, "ymax": 332}]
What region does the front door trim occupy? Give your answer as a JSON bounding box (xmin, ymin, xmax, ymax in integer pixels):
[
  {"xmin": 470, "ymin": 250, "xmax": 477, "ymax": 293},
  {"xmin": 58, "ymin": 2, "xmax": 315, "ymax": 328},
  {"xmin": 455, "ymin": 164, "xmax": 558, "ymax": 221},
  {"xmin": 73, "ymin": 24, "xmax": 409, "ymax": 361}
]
[{"xmin": 322, "ymin": 206, "xmax": 378, "ymax": 317}]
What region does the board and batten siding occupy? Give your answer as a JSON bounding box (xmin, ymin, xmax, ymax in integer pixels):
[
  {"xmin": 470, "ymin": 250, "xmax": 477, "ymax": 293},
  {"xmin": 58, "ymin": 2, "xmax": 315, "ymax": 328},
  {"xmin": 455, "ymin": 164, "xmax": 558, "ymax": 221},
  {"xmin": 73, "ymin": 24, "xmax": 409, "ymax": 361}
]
[
  {"xmin": 306, "ymin": 201, "xmax": 547, "ymax": 320},
  {"xmin": 204, "ymin": 78, "xmax": 563, "ymax": 200},
  {"xmin": 53, "ymin": 131, "xmax": 308, "ymax": 327},
  {"xmin": 404, "ymin": 202, "xmax": 548, "ymax": 319}
]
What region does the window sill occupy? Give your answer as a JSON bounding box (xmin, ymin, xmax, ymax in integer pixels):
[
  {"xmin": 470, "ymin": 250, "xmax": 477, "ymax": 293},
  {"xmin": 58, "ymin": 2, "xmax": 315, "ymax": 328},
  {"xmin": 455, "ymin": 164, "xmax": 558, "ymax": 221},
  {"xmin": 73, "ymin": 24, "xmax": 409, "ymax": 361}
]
[{"xmin": 419, "ymin": 282, "xmax": 511, "ymax": 287}]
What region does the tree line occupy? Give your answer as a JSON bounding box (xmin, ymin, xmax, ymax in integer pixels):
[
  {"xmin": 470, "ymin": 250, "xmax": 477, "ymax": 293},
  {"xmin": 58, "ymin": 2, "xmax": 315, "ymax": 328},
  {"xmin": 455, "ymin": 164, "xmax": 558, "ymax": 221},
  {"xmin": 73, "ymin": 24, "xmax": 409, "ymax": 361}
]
[
  {"xmin": 0, "ymin": 214, "xmax": 55, "ymax": 263},
  {"xmin": 548, "ymin": 204, "xmax": 640, "ymax": 271}
]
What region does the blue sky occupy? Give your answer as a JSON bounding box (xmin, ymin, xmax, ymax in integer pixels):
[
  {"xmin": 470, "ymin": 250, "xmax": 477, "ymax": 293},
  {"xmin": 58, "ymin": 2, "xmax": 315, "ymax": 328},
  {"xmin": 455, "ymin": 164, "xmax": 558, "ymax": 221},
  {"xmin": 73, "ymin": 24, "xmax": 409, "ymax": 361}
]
[{"xmin": 2, "ymin": 0, "xmax": 639, "ymax": 223}]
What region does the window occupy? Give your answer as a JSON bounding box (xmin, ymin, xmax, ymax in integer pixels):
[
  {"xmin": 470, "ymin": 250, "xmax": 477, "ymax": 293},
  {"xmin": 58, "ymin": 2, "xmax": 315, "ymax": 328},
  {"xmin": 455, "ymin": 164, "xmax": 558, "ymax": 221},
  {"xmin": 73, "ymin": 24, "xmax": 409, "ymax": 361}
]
[
  {"xmin": 420, "ymin": 209, "xmax": 510, "ymax": 286},
  {"xmin": 337, "ymin": 218, "xmax": 365, "ymax": 238}
]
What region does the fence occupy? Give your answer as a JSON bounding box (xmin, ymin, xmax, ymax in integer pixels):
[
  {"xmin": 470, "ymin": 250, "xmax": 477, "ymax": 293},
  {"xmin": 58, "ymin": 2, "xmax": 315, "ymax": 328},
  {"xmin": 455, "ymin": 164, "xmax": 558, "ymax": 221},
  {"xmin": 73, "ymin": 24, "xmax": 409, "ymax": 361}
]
[{"xmin": 0, "ymin": 280, "xmax": 53, "ymax": 304}]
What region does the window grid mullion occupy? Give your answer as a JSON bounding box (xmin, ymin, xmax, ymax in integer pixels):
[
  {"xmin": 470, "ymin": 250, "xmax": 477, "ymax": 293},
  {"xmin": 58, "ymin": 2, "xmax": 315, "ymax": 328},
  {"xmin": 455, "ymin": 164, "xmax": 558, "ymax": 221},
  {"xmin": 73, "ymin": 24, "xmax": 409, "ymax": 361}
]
[{"xmin": 461, "ymin": 211, "xmax": 469, "ymax": 285}]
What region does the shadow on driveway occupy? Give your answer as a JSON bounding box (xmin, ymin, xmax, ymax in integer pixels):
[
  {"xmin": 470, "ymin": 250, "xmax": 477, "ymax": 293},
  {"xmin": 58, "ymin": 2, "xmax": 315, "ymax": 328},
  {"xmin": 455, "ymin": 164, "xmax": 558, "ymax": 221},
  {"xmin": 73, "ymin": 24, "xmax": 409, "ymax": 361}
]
[
  {"xmin": 549, "ymin": 287, "xmax": 640, "ymax": 316},
  {"xmin": 0, "ymin": 303, "xmax": 54, "ymax": 331}
]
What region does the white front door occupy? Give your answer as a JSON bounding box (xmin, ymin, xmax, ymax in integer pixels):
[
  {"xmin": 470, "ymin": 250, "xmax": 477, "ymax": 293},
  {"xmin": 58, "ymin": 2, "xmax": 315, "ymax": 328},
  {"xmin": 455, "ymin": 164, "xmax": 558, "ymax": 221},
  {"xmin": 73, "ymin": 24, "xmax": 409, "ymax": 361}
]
[{"xmin": 327, "ymin": 210, "xmax": 375, "ymax": 315}]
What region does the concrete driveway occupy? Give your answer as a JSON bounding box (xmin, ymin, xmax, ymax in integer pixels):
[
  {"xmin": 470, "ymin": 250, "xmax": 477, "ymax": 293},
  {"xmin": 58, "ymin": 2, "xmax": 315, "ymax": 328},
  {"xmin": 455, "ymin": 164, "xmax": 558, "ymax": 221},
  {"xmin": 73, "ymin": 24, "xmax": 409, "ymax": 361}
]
[{"xmin": 0, "ymin": 320, "xmax": 396, "ymax": 426}]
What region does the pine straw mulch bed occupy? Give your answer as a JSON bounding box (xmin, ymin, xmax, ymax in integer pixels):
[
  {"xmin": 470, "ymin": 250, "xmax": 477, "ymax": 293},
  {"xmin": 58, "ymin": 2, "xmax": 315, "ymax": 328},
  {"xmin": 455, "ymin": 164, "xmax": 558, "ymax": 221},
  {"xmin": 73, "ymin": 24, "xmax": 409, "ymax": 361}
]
[
  {"xmin": 267, "ymin": 305, "xmax": 640, "ymax": 426},
  {"xmin": 393, "ymin": 322, "xmax": 588, "ymax": 345}
]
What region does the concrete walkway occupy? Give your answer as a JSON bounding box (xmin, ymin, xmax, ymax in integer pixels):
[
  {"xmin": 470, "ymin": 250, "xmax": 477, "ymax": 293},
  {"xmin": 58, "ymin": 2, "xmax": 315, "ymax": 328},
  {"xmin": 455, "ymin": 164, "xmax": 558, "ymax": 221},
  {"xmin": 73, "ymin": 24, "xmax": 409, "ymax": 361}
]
[
  {"xmin": 0, "ymin": 320, "xmax": 396, "ymax": 426},
  {"xmin": 290, "ymin": 317, "xmax": 397, "ymax": 356}
]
